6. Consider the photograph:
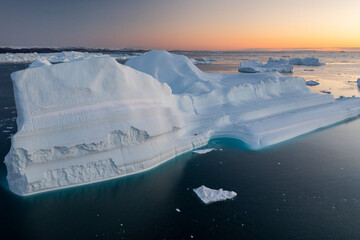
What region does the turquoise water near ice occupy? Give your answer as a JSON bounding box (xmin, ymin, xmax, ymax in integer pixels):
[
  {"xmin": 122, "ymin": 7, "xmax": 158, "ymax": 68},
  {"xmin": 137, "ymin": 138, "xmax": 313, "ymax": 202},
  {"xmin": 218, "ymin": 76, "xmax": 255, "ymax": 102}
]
[{"xmin": 1, "ymin": 52, "xmax": 360, "ymax": 240}]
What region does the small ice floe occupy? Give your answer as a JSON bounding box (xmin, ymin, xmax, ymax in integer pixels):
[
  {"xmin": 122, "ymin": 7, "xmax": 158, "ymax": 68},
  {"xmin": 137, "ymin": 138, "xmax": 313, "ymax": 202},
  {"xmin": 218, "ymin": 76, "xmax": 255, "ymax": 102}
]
[
  {"xmin": 6, "ymin": 127, "xmax": 13, "ymax": 129},
  {"xmin": 320, "ymin": 90, "xmax": 331, "ymax": 94},
  {"xmin": 289, "ymin": 57, "xmax": 325, "ymax": 66},
  {"xmin": 192, "ymin": 148, "xmax": 215, "ymax": 154},
  {"xmin": 357, "ymin": 78, "xmax": 360, "ymax": 87},
  {"xmin": 2, "ymin": 130, "xmax": 10, "ymax": 133},
  {"xmin": 176, "ymin": 208, "xmax": 181, "ymax": 212},
  {"xmin": 306, "ymin": 80, "xmax": 319, "ymax": 86},
  {"xmin": 193, "ymin": 185, "xmax": 237, "ymax": 204}
]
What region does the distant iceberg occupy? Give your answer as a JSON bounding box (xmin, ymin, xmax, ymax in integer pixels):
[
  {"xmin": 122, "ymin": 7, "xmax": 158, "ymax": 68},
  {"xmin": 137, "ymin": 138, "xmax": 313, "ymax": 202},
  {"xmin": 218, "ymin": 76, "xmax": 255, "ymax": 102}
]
[
  {"xmin": 193, "ymin": 185, "xmax": 237, "ymax": 204},
  {"xmin": 289, "ymin": 57, "xmax": 325, "ymax": 66},
  {"xmin": 6, "ymin": 50, "xmax": 360, "ymax": 196},
  {"xmin": 238, "ymin": 58, "xmax": 293, "ymax": 73},
  {"xmin": 191, "ymin": 57, "xmax": 217, "ymax": 65}
]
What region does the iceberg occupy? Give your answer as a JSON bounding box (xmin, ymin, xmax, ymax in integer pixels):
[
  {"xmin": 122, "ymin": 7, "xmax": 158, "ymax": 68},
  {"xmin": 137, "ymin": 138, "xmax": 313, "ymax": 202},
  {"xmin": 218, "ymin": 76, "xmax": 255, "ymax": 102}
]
[
  {"xmin": 238, "ymin": 58, "xmax": 293, "ymax": 73},
  {"xmin": 5, "ymin": 50, "xmax": 360, "ymax": 196},
  {"xmin": 306, "ymin": 80, "xmax": 320, "ymax": 86},
  {"xmin": 191, "ymin": 57, "xmax": 217, "ymax": 65},
  {"xmin": 289, "ymin": 57, "xmax": 325, "ymax": 66},
  {"xmin": 193, "ymin": 185, "xmax": 237, "ymax": 204}
]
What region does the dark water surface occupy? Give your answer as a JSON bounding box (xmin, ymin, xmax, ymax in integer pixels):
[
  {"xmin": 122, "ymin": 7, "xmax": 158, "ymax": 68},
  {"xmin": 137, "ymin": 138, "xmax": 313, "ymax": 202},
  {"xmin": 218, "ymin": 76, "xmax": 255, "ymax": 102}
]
[{"xmin": 1, "ymin": 58, "xmax": 360, "ymax": 240}]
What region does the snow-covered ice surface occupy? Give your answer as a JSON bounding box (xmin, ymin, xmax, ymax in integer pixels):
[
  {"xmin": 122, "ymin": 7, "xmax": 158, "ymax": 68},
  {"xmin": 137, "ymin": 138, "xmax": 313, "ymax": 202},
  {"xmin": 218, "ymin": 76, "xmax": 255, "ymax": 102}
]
[
  {"xmin": 6, "ymin": 50, "xmax": 360, "ymax": 196},
  {"xmin": 238, "ymin": 58, "xmax": 293, "ymax": 73},
  {"xmin": 193, "ymin": 185, "xmax": 237, "ymax": 204},
  {"xmin": 193, "ymin": 148, "xmax": 215, "ymax": 154},
  {"xmin": 289, "ymin": 57, "xmax": 325, "ymax": 66},
  {"xmin": 306, "ymin": 80, "xmax": 320, "ymax": 86}
]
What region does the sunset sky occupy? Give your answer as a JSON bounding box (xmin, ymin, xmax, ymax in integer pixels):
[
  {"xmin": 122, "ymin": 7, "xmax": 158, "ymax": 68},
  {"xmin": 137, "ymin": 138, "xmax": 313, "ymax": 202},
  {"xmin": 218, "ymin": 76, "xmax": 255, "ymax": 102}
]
[{"xmin": 1, "ymin": 0, "xmax": 360, "ymax": 50}]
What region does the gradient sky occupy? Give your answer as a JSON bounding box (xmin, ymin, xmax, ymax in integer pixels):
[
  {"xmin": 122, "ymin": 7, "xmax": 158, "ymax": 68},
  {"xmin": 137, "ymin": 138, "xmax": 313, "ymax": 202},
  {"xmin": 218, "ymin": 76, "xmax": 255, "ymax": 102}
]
[{"xmin": 1, "ymin": 0, "xmax": 360, "ymax": 50}]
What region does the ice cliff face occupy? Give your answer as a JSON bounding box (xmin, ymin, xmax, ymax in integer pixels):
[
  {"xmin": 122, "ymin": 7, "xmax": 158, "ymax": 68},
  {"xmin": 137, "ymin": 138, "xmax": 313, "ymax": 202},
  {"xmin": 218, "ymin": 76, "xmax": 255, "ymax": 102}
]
[{"xmin": 5, "ymin": 51, "xmax": 360, "ymax": 196}]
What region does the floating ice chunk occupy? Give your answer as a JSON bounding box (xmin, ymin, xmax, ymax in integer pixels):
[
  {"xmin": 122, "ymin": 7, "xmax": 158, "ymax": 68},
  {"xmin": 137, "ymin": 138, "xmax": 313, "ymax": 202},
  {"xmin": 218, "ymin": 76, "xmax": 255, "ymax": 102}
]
[
  {"xmin": 306, "ymin": 80, "xmax": 319, "ymax": 86},
  {"xmin": 238, "ymin": 58, "xmax": 293, "ymax": 73},
  {"xmin": 289, "ymin": 57, "xmax": 325, "ymax": 66},
  {"xmin": 193, "ymin": 185, "xmax": 237, "ymax": 204},
  {"xmin": 176, "ymin": 208, "xmax": 181, "ymax": 212},
  {"xmin": 28, "ymin": 58, "xmax": 52, "ymax": 68},
  {"xmin": 320, "ymin": 90, "xmax": 331, "ymax": 94},
  {"xmin": 193, "ymin": 148, "xmax": 215, "ymax": 154}
]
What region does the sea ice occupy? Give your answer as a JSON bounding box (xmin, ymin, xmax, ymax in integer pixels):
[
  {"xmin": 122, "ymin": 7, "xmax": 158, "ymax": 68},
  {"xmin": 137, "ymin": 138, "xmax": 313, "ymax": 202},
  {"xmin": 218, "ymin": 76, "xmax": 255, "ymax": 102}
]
[
  {"xmin": 238, "ymin": 58, "xmax": 293, "ymax": 73},
  {"xmin": 306, "ymin": 80, "xmax": 319, "ymax": 86},
  {"xmin": 193, "ymin": 148, "xmax": 215, "ymax": 154},
  {"xmin": 5, "ymin": 50, "xmax": 360, "ymax": 196},
  {"xmin": 289, "ymin": 57, "xmax": 325, "ymax": 66},
  {"xmin": 193, "ymin": 185, "xmax": 237, "ymax": 204}
]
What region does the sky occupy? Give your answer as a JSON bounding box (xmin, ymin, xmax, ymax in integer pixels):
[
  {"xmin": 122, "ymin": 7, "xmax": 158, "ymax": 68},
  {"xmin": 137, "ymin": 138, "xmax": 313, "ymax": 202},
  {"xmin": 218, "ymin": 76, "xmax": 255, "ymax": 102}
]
[{"xmin": 1, "ymin": 0, "xmax": 360, "ymax": 50}]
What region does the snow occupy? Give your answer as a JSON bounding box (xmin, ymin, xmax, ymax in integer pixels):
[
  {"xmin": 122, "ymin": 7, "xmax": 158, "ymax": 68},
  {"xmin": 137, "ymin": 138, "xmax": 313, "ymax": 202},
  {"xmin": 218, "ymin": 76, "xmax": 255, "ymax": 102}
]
[
  {"xmin": 6, "ymin": 50, "xmax": 360, "ymax": 196},
  {"xmin": 238, "ymin": 58, "xmax": 293, "ymax": 73},
  {"xmin": 289, "ymin": 57, "xmax": 325, "ymax": 66},
  {"xmin": 193, "ymin": 185, "xmax": 237, "ymax": 204},
  {"xmin": 193, "ymin": 148, "xmax": 215, "ymax": 154},
  {"xmin": 306, "ymin": 80, "xmax": 320, "ymax": 86}
]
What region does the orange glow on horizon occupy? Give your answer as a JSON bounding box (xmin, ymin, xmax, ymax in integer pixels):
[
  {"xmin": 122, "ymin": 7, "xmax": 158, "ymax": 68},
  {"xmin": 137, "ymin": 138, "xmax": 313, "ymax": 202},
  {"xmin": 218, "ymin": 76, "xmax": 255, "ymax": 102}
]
[{"xmin": 104, "ymin": 0, "xmax": 360, "ymax": 51}]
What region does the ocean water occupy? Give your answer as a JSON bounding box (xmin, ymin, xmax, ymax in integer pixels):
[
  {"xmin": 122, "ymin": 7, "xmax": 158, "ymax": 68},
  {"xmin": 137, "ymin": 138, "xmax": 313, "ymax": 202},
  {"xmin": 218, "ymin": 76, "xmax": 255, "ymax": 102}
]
[{"xmin": 1, "ymin": 52, "xmax": 360, "ymax": 240}]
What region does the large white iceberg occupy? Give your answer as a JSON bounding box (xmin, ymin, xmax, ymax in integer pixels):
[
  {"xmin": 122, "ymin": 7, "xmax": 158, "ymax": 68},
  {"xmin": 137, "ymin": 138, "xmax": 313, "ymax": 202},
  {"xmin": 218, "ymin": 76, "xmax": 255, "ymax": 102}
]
[
  {"xmin": 5, "ymin": 50, "xmax": 360, "ymax": 196},
  {"xmin": 238, "ymin": 58, "xmax": 293, "ymax": 73},
  {"xmin": 193, "ymin": 185, "xmax": 237, "ymax": 204}
]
